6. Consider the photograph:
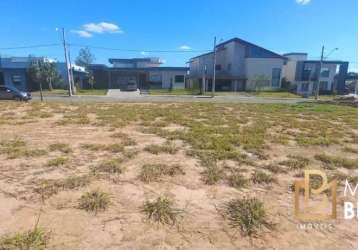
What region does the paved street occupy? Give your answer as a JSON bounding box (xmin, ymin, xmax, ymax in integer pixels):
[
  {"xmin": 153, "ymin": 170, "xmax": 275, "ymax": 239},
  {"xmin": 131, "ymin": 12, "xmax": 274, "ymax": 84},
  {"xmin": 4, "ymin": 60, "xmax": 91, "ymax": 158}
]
[{"xmin": 32, "ymin": 93, "xmax": 308, "ymax": 104}]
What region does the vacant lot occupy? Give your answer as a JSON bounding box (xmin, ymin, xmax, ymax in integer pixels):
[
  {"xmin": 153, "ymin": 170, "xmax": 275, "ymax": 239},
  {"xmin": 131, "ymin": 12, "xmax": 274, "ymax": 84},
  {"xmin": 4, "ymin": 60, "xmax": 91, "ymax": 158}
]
[{"xmin": 0, "ymin": 101, "xmax": 357, "ymax": 249}]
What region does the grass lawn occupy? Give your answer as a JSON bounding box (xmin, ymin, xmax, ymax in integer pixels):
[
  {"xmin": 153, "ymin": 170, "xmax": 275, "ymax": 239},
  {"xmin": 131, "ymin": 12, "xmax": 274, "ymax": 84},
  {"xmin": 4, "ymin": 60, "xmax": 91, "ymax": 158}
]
[
  {"xmin": 32, "ymin": 88, "xmax": 108, "ymax": 96},
  {"xmin": 0, "ymin": 101, "xmax": 357, "ymax": 249},
  {"xmin": 251, "ymin": 91, "xmax": 302, "ymax": 98},
  {"xmin": 149, "ymin": 88, "xmax": 201, "ymax": 95},
  {"xmin": 75, "ymin": 89, "xmax": 108, "ymax": 95}
]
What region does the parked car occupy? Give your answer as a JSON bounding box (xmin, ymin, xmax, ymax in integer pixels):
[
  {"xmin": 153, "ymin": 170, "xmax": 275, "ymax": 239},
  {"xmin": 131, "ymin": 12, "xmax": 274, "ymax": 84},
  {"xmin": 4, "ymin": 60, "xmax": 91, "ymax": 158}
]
[
  {"xmin": 125, "ymin": 80, "xmax": 138, "ymax": 91},
  {"xmin": 0, "ymin": 86, "xmax": 32, "ymax": 101}
]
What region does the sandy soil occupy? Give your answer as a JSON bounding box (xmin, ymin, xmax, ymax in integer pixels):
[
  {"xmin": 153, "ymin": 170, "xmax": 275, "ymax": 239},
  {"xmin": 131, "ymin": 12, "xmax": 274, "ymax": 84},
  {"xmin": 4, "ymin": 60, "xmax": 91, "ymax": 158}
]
[{"xmin": 0, "ymin": 103, "xmax": 358, "ymax": 250}]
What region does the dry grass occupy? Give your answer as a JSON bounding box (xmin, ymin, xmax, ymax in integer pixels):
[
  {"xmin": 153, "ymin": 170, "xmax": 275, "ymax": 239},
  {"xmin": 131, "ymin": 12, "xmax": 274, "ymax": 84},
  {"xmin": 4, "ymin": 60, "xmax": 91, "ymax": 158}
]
[
  {"xmin": 139, "ymin": 163, "xmax": 184, "ymax": 183},
  {"xmin": 47, "ymin": 156, "xmax": 69, "ymax": 167},
  {"xmin": 224, "ymin": 197, "xmax": 267, "ymax": 236},
  {"xmin": 315, "ymin": 154, "xmax": 358, "ymax": 169},
  {"xmin": 141, "ymin": 197, "xmax": 181, "ymax": 225},
  {"xmin": 0, "ymin": 227, "xmax": 49, "ymax": 250},
  {"xmin": 144, "ymin": 143, "xmax": 178, "ymax": 155},
  {"xmin": 49, "ymin": 143, "xmax": 72, "ymax": 154},
  {"xmin": 92, "ymin": 158, "xmax": 123, "ymax": 174},
  {"xmin": 78, "ymin": 190, "xmax": 110, "ymax": 214},
  {"xmin": 251, "ymin": 170, "xmax": 276, "ymax": 184}
]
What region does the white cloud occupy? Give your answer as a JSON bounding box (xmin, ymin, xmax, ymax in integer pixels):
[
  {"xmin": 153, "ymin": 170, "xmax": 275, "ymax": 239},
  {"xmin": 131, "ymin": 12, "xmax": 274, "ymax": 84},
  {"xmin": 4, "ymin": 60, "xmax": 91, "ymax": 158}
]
[
  {"xmin": 71, "ymin": 30, "xmax": 93, "ymax": 38},
  {"xmin": 140, "ymin": 51, "xmax": 148, "ymax": 56},
  {"xmin": 296, "ymin": 0, "xmax": 311, "ymax": 5},
  {"xmin": 179, "ymin": 45, "xmax": 192, "ymax": 50},
  {"xmin": 83, "ymin": 22, "xmax": 123, "ymax": 34}
]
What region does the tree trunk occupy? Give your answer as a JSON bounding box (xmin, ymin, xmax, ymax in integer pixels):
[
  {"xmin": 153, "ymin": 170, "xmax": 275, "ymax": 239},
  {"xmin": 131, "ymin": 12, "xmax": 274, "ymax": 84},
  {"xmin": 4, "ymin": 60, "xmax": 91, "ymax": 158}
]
[{"xmin": 48, "ymin": 77, "xmax": 53, "ymax": 91}]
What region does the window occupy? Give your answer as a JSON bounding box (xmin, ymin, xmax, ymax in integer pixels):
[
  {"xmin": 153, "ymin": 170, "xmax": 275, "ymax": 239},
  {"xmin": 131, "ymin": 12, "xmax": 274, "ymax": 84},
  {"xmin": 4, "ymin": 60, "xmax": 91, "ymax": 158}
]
[
  {"xmin": 227, "ymin": 63, "xmax": 232, "ymax": 71},
  {"xmin": 149, "ymin": 73, "xmax": 162, "ymax": 82},
  {"xmin": 215, "ymin": 64, "xmax": 222, "ymax": 71},
  {"xmin": 321, "ymin": 68, "xmax": 330, "ymax": 77},
  {"xmin": 272, "ymin": 68, "xmax": 281, "ymax": 87},
  {"xmin": 174, "ymin": 75, "xmax": 184, "ymax": 83},
  {"xmin": 12, "ymin": 75, "xmax": 22, "ymax": 84}
]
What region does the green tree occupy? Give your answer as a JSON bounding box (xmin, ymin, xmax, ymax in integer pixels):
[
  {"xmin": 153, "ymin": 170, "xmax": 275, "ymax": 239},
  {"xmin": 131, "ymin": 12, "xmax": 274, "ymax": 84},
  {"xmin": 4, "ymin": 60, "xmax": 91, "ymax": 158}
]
[
  {"xmin": 28, "ymin": 60, "xmax": 61, "ymax": 91},
  {"xmin": 75, "ymin": 47, "xmax": 95, "ymax": 68}
]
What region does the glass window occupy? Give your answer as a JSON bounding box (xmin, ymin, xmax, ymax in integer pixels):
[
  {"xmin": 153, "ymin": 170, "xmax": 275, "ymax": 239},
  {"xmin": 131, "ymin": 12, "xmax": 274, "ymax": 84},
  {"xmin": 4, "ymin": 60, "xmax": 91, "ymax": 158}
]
[
  {"xmin": 215, "ymin": 64, "xmax": 222, "ymax": 71},
  {"xmin": 227, "ymin": 63, "xmax": 232, "ymax": 71},
  {"xmin": 12, "ymin": 75, "xmax": 22, "ymax": 84},
  {"xmin": 321, "ymin": 68, "xmax": 330, "ymax": 77},
  {"xmin": 174, "ymin": 75, "xmax": 184, "ymax": 83},
  {"xmin": 301, "ymin": 83, "xmax": 309, "ymax": 91},
  {"xmin": 319, "ymin": 81, "xmax": 328, "ymax": 90}
]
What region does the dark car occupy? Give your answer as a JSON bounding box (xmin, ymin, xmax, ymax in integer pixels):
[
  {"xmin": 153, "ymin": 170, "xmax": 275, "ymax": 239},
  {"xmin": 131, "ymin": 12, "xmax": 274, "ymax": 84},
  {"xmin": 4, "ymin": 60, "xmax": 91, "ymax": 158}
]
[{"xmin": 0, "ymin": 86, "xmax": 32, "ymax": 101}]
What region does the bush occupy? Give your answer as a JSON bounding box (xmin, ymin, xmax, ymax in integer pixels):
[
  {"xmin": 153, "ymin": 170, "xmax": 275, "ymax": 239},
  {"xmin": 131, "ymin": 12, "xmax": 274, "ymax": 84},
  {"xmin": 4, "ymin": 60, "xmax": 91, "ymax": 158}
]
[
  {"xmin": 251, "ymin": 170, "xmax": 276, "ymax": 184},
  {"xmin": 140, "ymin": 164, "xmax": 184, "ymax": 183},
  {"xmin": 228, "ymin": 173, "xmax": 248, "ymax": 189}
]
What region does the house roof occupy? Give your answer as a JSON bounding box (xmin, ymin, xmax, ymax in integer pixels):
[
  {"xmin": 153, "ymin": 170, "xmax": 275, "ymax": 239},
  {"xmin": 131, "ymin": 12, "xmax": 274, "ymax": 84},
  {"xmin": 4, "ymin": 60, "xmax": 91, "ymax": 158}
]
[
  {"xmin": 108, "ymin": 58, "xmax": 162, "ymax": 64},
  {"xmin": 303, "ymin": 60, "xmax": 349, "ymax": 65},
  {"xmin": 108, "ymin": 67, "xmax": 188, "ymax": 71},
  {"xmin": 283, "ymin": 52, "xmax": 308, "ymax": 56},
  {"xmin": 190, "ymin": 37, "xmax": 286, "ymax": 60}
]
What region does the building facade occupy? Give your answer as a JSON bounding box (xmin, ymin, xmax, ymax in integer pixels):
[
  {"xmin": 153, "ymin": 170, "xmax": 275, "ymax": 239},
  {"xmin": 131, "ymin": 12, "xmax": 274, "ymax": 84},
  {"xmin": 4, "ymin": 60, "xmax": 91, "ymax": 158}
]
[
  {"xmin": 89, "ymin": 58, "xmax": 188, "ymax": 90},
  {"xmin": 282, "ymin": 53, "xmax": 349, "ymax": 95},
  {"xmin": 189, "ymin": 38, "xmax": 287, "ymax": 92}
]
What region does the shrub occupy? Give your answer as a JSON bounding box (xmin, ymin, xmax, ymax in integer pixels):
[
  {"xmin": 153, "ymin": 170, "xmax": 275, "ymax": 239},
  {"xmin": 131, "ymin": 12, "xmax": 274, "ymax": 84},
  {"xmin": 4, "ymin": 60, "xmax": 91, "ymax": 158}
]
[
  {"xmin": 224, "ymin": 197, "xmax": 267, "ymax": 236},
  {"xmin": 0, "ymin": 227, "xmax": 49, "ymax": 250},
  {"xmin": 78, "ymin": 190, "xmax": 110, "ymax": 214},
  {"xmin": 141, "ymin": 197, "xmax": 181, "ymax": 225}
]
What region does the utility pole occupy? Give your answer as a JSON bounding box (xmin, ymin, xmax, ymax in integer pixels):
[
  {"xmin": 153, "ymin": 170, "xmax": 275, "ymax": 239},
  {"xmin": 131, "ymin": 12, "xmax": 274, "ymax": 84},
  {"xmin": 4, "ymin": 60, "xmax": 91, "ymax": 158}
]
[
  {"xmin": 68, "ymin": 44, "xmax": 76, "ymax": 94},
  {"xmin": 212, "ymin": 36, "xmax": 217, "ymax": 97},
  {"xmin": 315, "ymin": 45, "xmax": 325, "ymax": 100},
  {"xmin": 62, "ymin": 28, "xmax": 72, "ymax": 96}
]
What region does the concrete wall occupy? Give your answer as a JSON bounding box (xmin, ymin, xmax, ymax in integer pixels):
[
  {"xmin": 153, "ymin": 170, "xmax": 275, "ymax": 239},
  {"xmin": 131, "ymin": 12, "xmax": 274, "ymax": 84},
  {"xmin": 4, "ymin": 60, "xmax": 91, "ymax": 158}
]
[
  {"xmin": 1, "ymin": 69, "xmax": 27, "ymax": 91},
  {"xmin": 150, "ymin": 70, "xmax": 186, "ymax": 89},
  {"xmin": 245, "ymin": 58, "xmax": 284, "ymax": 90}
]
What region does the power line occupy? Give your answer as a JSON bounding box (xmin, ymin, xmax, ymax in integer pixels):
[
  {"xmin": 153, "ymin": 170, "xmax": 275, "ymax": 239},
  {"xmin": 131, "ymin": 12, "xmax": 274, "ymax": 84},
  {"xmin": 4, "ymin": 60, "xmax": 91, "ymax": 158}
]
[
  {"xmin": 69, "ymin": 43, "xmax": 211, "ymax": 53},
  {"xmin": 0, "ymin": 43, "xmax": 61, "ymax": 50}
]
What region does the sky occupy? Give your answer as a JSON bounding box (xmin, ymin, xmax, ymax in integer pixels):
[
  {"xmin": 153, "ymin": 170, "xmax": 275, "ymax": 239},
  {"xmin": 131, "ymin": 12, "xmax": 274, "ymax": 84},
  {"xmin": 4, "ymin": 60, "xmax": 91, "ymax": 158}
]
[{"xmin": 0, "ymin": 0, "xmax": 357, "ymax": 72}]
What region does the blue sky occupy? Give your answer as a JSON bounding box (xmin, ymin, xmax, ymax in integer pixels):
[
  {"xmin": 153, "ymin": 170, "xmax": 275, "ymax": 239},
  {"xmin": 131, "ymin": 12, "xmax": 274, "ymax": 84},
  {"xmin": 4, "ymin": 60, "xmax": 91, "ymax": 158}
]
[{"xmin": 0, "ymin": 0, "xmax": 357, "ymax": 71}]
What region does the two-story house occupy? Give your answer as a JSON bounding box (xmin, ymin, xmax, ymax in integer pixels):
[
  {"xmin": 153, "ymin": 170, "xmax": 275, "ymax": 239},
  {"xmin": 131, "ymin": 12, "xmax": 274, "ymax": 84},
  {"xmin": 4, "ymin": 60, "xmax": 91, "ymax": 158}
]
[
  {"xmin": 189, "ymin": 38, "xmax": 287, "ymax": 92},
  {"xmin": 282, "ymin": 53, "xmax": 349, "ymax": 95},
  {"xmin": 88, "ymin": 57, "xmax": 188, "ymax": 90}
]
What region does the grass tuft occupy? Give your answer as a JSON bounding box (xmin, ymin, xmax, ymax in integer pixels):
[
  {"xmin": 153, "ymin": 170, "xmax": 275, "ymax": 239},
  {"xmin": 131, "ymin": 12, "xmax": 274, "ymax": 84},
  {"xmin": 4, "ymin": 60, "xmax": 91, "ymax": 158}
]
[
  {"xmin": 141, "ymin": 197, "xmax": 181, "ymax": 225},
  {"xmin": 315, "ymin": 154, "xmax": 358, "ymax": 169},
  {"xmin": 49, "ymin": 143, "xmax": 72, "ymax": 154},
  {"xmin": 78, "ymin": 190, "xmax": 110, "ymax": 214},
  {"xmin": 144, "ymin": 143, "xmax": 178, "ymax": 155},
  {"xmin": 227, "ymin": 173, "xmax": 248, "ymax": 189},
  {"xmin": 251, "ymin": 170, "xmax": 276, "ymax": 184},
  {"xmin": 224, "ymin": 197, "xmax": 267, "ymax": 236},
  {"xmin": 139, "ymin": 163, "xmax": 184, "ymax": 183},
  {"xmin": 92, "ymin": 158, "xmax": 123, "ymax": 174},
  {"xmin": 47, "ymin": 156, "xmax": 68, "ymax": 167},
  {"xmin": 201, "ymin": 165, "xmax": 225, "ymax": 185},
  {"xmin": 279, "ymin": 155, "xmax": 310, "ymax": 171},
  {"xmin": 0, "ymin": 227, "xmax": 49, "ymax": 250}
]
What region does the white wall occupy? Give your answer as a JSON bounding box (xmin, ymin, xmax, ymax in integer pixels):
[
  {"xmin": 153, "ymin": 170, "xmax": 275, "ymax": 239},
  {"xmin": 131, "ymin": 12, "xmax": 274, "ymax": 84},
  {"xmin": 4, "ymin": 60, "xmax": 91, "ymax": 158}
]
[
  {"xmin": 245, "ymin": 58, "xmax": 285, "ymax": 90},
  {"xmin": 148, "ymin": 70, "xmax": 187, "ymax": 89}
]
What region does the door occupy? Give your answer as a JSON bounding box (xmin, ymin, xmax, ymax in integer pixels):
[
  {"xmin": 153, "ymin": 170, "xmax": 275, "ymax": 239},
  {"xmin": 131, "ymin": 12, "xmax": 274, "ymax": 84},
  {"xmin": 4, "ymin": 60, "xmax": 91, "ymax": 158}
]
[{"xmin": 272, "ymin": 68, "xmax": 281, "ymax": 88}]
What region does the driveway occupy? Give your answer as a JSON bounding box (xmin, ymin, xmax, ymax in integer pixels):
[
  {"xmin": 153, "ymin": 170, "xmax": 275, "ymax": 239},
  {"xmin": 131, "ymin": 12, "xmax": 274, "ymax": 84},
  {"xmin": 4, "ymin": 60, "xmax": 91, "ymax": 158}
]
[{"xmin": 107, "ymin": 89, "xmax": 140, "ymax": 98}]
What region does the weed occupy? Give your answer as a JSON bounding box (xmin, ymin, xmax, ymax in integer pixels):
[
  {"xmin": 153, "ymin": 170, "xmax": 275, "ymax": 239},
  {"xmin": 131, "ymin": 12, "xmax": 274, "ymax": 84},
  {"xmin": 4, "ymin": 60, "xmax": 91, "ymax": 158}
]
[
  {"xmin": 228, "ymin": 173, "xmax": 248, "ymax": 189},
  {"xmin": 78, "ymin": 190, "xmax": 110, "ymax": 214},
  {"xmin": 49, "ymin": 143, "xmax": 72, "ymax": 154},
  {"xmin": 264, "ymin": 164, "xmax": 287, "ymax": 174},
  {"xmin": 144, "ymin": 143, "xmax": 178, "ymax": 155},
  {"xmin": 279, "ymin": 155, "xmax": 310, "ymax": 170},
  {"xmin": 141, "ymin": 197, "xmax": 181, "ymax": 225},
  {"xmin": 202, "ymin": 165, "xmax": 225, "ymax": 185},
  {"xmin": 81, "ymin": 143, "xmax": 106, "ymax": 151},
  {"xmin": 140, "ymin": 164, "xmax": 184, "ymax": 183},
  {"xmin": 47, "ymin": 157, "xmax": 68, "ymax": 167},
  {"xmin": 251, "ymin": 170, "xmax": 276, "ymax": 184},
  {"xmin": 343, "ymin": 146, "xmax": 358, "ymax": 154},
  {"xmin": 315, "ymin": 154, "xmax": 358, "ymax": 169},
  {"xmin": 111, "ymin": 132, "xmax": 137, "ymax": 146},
  {"xmin": 224, "ymin": 197, "xmax": 267, "ymax": 236},
  {"xmin": 0, "ymin": 227, "xmax": 49, "ymax": 250},
  {"xmin": 92, "ymin": 158, "xmax": 123, "ymax": 174}
]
